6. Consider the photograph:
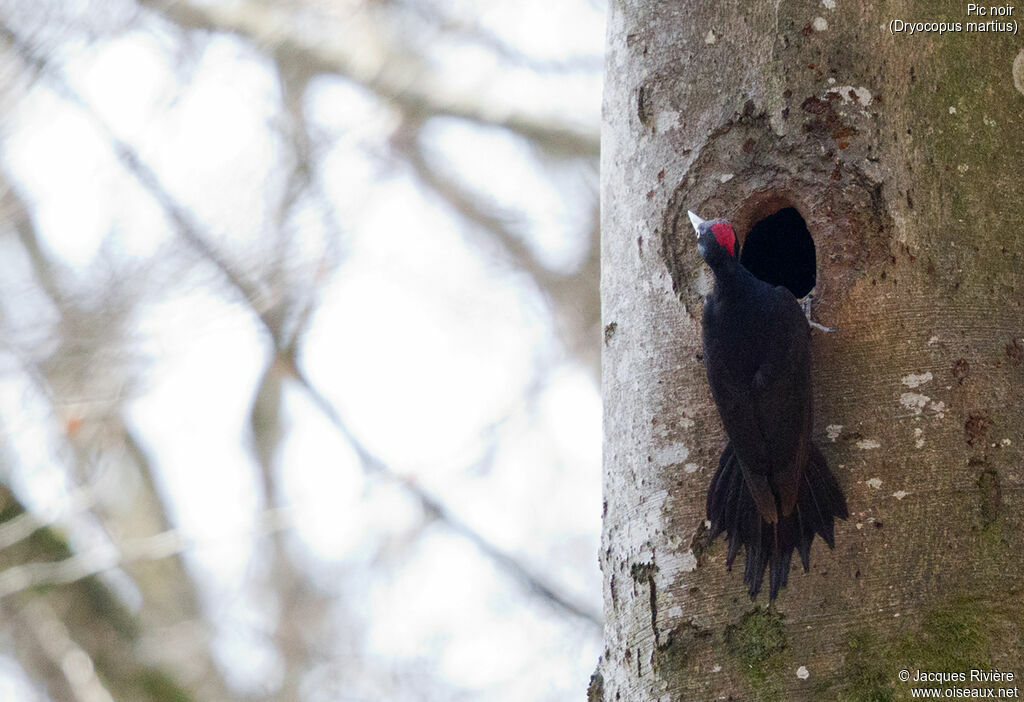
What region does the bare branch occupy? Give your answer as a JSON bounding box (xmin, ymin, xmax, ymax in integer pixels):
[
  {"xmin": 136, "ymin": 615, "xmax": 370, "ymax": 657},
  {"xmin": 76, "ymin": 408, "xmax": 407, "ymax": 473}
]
[
  {"xmin": 0, "ymin": 12, "xmax": 601, "ymax": 635},
  {"xmin": 404, "ymin": 135, "xmax": 601, "ymax": 377},
  {"xmin": 248, "ymin": 358, "xmax": 332, "ymax": 702},
  {"xmin": 0, "ymin": 478, "xmax": 103, "ymax": 552},
  {"xmin": 0, "ymin": 22, "xmax": 265, "ymax": 311},
  {"xmin": 136, "ymin": 0, "xmax": 599, "ymax": 157},
  {"xmin": 19, "ymin": 599, "xmax": 115, "ymax": 702},
  {"xmin": 284, "ymin": 359, "xmax": 603, "ymax": 628},
  {"xmin": 0, "ymin": 507, "xmax": 294, "ymax": 600},
  {"xmin": 0, "ymin": 122, "xmax": 239, "ymax": 702},
  {"xmin": 393, "ymin": 0, "xmax": 604, "ymax": 75}
]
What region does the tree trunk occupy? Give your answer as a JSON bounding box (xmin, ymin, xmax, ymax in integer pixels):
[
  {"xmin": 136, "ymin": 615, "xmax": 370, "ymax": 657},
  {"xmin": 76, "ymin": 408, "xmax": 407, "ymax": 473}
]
[{"xmin": 598, "ymin": 2, "xmax": 1024, "ymax": 700}]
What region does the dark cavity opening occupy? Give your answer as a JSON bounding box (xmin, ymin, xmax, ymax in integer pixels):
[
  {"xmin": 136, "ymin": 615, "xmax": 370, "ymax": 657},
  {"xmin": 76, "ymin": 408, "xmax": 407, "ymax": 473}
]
[{"xmin": 739, "ymin": 207, "xmax": 816, "ymax": 298}]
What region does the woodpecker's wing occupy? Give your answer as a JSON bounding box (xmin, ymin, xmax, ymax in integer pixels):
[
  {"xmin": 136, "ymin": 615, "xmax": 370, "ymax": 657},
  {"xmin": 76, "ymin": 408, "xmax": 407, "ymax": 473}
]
[
  {"xmin": 703, "ymin": 284, "xmax": 813, "ymax": 522},
  {"xmin": 702, "ymin": 298, "xmax": 780, "ymax": 524},
  {"xmin": 749, "ymin": 286, "xmax": 813, "ymax": 517}
]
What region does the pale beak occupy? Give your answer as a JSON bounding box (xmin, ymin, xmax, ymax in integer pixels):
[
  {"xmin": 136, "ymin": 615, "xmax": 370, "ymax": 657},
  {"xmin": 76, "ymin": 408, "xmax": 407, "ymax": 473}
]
[{"xmin": 687, "ymin": 211, "xmax": 706, "ymax": 238}]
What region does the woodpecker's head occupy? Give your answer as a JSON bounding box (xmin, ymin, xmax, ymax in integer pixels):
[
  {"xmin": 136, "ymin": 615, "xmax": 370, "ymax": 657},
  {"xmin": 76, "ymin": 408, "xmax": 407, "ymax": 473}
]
[{"xmin": 689, "ymin": 211, "xmax": 738, "ymax": 269}]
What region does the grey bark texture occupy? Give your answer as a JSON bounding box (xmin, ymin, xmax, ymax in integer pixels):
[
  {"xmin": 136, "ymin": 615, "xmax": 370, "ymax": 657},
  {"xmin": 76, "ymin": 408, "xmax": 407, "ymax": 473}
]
[{"xmin": 598, "ymin": 2, "xmax": 1024, "ymax": 700}]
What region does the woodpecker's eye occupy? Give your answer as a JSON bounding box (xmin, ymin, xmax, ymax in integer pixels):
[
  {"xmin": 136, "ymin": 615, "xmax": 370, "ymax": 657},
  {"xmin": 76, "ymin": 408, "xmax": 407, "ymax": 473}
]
[{"xmin": 711, "ymin": 222, "xmax": 736, "ymax": 257}]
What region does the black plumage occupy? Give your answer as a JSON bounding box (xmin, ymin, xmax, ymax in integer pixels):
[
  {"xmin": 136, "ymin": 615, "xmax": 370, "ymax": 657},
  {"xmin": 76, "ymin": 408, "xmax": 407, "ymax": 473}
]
[{"xmin": 690, "ymin": 211, "xmax": 848, "ymax": 600}]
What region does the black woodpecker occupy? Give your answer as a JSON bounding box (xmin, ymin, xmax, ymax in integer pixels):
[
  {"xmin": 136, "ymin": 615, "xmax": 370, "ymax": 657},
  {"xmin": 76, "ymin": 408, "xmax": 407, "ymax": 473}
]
[{"xmin": 689, "ymin": 210, "xmax": 848, "ymax": 600}]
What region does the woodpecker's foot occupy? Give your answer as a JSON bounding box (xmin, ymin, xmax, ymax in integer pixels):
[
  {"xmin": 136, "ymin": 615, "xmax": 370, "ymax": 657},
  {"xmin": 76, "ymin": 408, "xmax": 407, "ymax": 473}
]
[{"xmin": 801, "ymin": 295, "xmax": 837, "ymax": 333}]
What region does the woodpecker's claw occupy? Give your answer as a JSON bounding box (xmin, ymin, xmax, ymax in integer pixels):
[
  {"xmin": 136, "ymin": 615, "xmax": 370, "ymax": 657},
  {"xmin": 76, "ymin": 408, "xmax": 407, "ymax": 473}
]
[{"xmin": 801, "ymin": 295, "xmax": 836, "ymax": 333}]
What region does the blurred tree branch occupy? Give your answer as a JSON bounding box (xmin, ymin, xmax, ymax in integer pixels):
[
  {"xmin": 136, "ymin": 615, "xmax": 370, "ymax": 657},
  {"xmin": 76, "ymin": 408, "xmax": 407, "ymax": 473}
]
[
  {"xmin": 137, "ymin": 0, "xmax": 599, "ymax": 157},
  {"xmin": 2, "ymin": 13, "xmax": 601, "ymax": 628},
  {"xmin": 0, "ymin": 0, "xmax": 604, "ymax": 697},
  {"xmin": 403, "ymin": 131, "xmax": 601, "ymax": 374},
  {"xmin": 0, "ymin": 486, "xmax": 197, "ymax": 702},
  {"xmin": 394, "ymin": 0, "xmax": 605, "ymax": 74},
  {"xmin": 0, "ymin": 173, "xmax": 239, "ymax": 700},
  {"xmin": 134, "ymin": 0, "xmax": 602, "ymax": 377},
  {"xmin": 0, "ymin": 505, "xmax": 294, "ymax": 600}
]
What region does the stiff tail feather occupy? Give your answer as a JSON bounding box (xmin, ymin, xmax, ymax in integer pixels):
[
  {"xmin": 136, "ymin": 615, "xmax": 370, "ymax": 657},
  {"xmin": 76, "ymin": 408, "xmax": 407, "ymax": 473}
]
[{"xmin": 705, "ymin": 443, "xmax": 848, "ymax": 600}]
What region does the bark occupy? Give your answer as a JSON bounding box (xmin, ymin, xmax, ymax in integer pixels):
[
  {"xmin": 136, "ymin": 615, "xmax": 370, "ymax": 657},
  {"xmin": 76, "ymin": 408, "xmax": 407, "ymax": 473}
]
[{"xmin": 599, "ymin": 2, "xmax": 1024, "ymax": 700}]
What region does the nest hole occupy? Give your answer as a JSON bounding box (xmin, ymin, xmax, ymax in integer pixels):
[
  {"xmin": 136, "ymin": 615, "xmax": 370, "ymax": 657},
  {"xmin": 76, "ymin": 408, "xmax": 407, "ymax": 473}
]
[{"xmin": 740, "ymin": 206, "xmax": 816, "ymax": 298}]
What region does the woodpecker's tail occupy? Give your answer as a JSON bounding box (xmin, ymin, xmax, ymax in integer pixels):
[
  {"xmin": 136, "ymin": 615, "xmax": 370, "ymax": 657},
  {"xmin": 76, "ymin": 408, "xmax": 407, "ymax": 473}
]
[{"xmin": 705, "ymin": 442, "xmax": 848, "ymax": 600}]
